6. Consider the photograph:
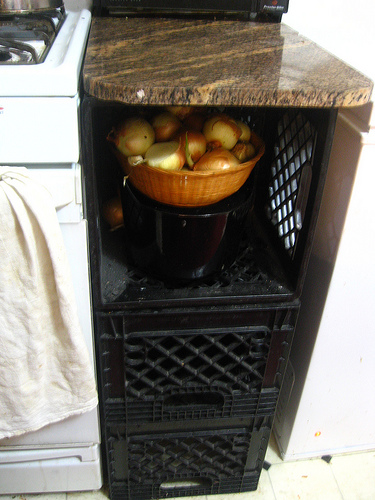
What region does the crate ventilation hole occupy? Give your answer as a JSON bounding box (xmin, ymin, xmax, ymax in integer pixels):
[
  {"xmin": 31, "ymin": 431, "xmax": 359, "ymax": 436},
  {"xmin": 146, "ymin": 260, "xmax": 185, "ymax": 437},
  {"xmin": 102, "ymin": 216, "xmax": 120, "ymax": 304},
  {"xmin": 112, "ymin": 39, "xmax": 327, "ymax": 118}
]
[{"xmin": 268, "ymin": 111, "xmax": 317, "ymax": 256}]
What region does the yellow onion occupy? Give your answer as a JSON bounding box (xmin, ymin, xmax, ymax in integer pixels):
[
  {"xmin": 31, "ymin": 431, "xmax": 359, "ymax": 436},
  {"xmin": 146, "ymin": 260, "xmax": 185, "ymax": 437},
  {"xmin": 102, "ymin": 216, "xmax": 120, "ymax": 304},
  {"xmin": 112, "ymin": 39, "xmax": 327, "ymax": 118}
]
[
  {"xmin": 174, "ymin": 129, "xmax": 207, "ymax": 168},
  {"xmin": 202, "ymin": 114, "xmax": 242, "ymax": 150},
  {"xmin": 193, "ymin": 147, "xmax": 240, "ymax": 171},
  {"xmin": 151, "ymin": 111, "xmax": 182, "ymax": 142},
  {"xmin": 117, "ymin": 154, "xmax": 145, "ymax": 176},
  {"xmin": 183, "ymin": 112, "xmax": 207, "ymax": 132},
  {"xmin": 107, "ymin": 116, "xmax": 155, "ymax": 156},
  {"xmin": 236, "ymin": 120, "xmax": 252, "ymax": 142},
  {"xmin": 166, "ymin": 105, "xmax": 196, "ymax": 120},
  {"xmin": 231, "ymin": 141, "xmax": 256, "ymax": 162},
  {"xmin": 102, "ymin": 196, "xmax": 124, "ymax": 230},
  {"xmin": 145, "ymin": 141, "xmax": 185, "ymax": 171},
  {"xmin": 127, "ymin": 155, "xmax": 145, "ymax": 167}
]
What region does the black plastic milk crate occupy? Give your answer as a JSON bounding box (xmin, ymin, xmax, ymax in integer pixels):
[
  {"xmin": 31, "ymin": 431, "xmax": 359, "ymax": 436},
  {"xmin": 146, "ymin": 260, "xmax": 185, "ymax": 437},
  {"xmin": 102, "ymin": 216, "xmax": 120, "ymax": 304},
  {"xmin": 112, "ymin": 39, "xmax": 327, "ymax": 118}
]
[
  {"xmin": 106, "ymin": 416, "xmax": 272, "ymax": 500},
  {"xmin": 97, "ymin": 304, "xmax": 298, "ymax": 425},
  {"xmin": 82, "ymin": 99, "xmax": 337, "ymax": 308}
]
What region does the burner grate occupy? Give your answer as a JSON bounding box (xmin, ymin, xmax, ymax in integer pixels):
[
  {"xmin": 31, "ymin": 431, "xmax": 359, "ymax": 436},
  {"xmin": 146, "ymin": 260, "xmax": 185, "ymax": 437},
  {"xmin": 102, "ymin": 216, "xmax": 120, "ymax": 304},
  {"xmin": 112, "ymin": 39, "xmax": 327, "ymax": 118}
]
[{"xmin": 0, "ymin": 9, "xmax": 65, "ymax": 64}]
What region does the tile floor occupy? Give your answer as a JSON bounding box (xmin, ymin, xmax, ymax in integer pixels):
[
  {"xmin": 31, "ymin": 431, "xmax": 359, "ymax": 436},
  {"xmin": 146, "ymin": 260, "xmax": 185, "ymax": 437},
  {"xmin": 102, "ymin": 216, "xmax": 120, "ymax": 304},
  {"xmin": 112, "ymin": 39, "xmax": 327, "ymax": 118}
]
[{"xmin": 1, "ymin": 434, "xmax": 374, "ymax": 500}]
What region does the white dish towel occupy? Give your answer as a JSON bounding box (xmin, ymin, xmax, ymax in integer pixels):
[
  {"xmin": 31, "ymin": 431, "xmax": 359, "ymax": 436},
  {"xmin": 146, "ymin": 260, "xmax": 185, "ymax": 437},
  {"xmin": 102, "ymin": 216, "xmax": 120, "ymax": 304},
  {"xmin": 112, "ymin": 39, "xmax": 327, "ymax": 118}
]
[{"xmin": 0, "ymin": 167, "xmax": 98, "ymax": 440}]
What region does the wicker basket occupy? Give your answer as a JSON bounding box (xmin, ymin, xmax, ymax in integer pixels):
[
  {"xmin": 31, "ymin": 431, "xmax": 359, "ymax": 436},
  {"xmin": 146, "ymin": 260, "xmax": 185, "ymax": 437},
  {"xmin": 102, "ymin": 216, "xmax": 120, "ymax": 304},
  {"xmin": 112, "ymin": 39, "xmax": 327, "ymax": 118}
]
[{"xmin": 113, "ymin": 132, "xmax": 265, "ymax": 207}]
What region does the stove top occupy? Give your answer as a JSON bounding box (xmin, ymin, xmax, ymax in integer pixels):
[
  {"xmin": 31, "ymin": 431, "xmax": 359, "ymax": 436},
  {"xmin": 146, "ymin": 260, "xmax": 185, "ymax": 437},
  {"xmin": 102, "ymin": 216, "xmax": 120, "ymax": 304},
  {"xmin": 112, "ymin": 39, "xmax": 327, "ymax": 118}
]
[
  {"xmin": 0, "ymin": 9, "xmax": 65, "ymax": 65},
  {"xmin": 0, "ymin": 8, "xmax": 91, "ymax": 97}
]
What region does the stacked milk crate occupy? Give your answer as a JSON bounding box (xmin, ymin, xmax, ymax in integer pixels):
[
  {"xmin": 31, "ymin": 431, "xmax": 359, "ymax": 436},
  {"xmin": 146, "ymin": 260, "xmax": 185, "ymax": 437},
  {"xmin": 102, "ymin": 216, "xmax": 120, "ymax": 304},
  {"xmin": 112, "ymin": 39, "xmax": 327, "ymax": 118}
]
[
  {"xmin": 82, "ymin": 101, "xmax": 337, "ymax": 500},
  {"xmin": 96, "ymin": 304, "xmax": 298, "ymax": 498}
]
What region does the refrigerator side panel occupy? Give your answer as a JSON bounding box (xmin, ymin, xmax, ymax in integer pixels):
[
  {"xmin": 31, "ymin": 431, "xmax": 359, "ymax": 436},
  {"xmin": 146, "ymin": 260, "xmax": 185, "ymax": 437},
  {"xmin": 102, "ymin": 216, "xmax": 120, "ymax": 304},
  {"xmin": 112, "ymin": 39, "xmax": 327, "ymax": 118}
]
[{"xmin": 274, "ymin": 111, "xmax": 375, "ymax": 460}]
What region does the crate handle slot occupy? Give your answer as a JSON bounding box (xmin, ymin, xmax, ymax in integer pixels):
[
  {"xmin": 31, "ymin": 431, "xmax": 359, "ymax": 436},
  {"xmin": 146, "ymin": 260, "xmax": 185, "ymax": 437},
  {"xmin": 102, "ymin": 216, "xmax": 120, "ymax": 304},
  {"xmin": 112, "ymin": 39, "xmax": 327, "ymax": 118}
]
[
  {"xmin": 163, "ymin": 392, "xmax": 224, "ymax": 409},
  {"xmin": 160, "ymin": 478, "xmax": 212, "ymax": 490}
]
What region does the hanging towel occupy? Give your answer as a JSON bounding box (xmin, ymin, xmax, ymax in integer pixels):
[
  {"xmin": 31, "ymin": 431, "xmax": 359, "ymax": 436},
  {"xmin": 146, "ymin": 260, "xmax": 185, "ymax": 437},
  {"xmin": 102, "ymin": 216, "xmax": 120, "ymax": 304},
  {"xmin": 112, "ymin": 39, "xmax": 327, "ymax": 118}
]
[{"xmin": 0, "ymin": 167, "xmax": 98, "ymax": 440}]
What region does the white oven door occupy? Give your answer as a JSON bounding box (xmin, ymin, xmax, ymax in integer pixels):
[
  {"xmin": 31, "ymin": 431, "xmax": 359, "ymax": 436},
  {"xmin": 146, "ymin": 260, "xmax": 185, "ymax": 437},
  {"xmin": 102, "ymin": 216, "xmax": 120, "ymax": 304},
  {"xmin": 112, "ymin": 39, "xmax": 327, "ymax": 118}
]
[
  {"xmin": 0, "ymin": 163, "xmax": 99, "ymax": 446},
  {"xmin": 0, "ymin": 221, "xmax": 100, "ymax": 448},
  {"xmin": 0, "ymin": 164, "xmax": 101, "ymax": 494},
  {"xmin": 0, "ymin": 97, "xmax": 81, "ymax": 164}
]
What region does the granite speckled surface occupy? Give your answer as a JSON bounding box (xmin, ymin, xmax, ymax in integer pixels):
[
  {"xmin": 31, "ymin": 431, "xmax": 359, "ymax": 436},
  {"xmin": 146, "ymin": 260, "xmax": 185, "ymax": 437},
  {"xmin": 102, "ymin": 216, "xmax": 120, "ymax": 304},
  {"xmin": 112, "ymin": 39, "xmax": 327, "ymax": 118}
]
[{"xmin": 83, "ymin": 17, "xmax": 373, "ymax": 108}]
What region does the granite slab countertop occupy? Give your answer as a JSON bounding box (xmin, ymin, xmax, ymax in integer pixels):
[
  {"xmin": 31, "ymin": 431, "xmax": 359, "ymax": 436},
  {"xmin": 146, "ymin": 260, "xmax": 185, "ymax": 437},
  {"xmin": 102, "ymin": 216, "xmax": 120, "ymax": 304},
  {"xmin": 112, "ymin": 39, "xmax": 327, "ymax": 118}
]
[{"xmin": 83, "ymin": 17, "xmax": 373, "ymax": 108}]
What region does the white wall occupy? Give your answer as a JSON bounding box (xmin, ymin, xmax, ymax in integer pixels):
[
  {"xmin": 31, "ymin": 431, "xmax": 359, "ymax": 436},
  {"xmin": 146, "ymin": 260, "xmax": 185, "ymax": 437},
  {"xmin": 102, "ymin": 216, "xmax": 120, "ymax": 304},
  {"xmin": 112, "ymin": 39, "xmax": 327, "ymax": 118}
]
[
  {"xmin": 284, "ymin": 0, "xmax": 375, "ymax": 81},
  {"xmin": 64, "ymin": 0, "xmax": 93, "ymax": 11}
]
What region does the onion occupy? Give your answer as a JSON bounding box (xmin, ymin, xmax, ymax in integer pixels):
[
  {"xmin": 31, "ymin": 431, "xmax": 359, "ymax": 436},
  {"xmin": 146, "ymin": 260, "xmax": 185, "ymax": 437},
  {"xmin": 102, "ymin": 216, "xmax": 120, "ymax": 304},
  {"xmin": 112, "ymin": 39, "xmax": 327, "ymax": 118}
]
[
  {"xmin": 183, "ymin": 112, "xmax": 206, "ymax": 132},
  {"xmin": 236, "ymin": 120, "xmax": 252, "ymax": 142},
  {"xmin": 152, "ymin": 112, "xmax": 182, "ymax": 142},
  {"xmin": 145, "ymin": 141, "xmax": 185, "ymax": 171},
  {"xmin": 202, "ymin": 114, "xmax": 241, "ymax": 150},
  {"xmin": 231, "ymin": 141, "xmax": 256, "ymax": 162},
  {"xmin": 166, "ymin": 105, "xmax": 196, "ymax": 120},
  {"xmin": 193, "ymin": 148, "xmax": 240, "ymax": 171},
  {"xmin": 107, "ymin": 116, "xmax": 155, "ymax": 157},
  {"xmin": 127, "ymin": 155, "xmax": 145, "ymax": 167},
  {"xmin": 118, "ymin": 154, "xmax": 145, "ymax": 176},
  {"xmin": 174, "ymin": 129, "xmax": 207, "ymax": 168},
  {"xmin": 102, "ymin": 197, "xmax": 124, "ymax": 230}
]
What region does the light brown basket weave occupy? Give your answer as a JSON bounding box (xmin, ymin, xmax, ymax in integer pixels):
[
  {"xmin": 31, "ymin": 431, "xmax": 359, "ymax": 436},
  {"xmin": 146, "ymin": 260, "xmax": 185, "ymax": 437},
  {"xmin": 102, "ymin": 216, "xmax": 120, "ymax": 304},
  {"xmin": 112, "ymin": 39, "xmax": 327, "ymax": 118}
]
[{"xmin": 113, "ymin": 132, "xmax": 265, "ymax": 207}]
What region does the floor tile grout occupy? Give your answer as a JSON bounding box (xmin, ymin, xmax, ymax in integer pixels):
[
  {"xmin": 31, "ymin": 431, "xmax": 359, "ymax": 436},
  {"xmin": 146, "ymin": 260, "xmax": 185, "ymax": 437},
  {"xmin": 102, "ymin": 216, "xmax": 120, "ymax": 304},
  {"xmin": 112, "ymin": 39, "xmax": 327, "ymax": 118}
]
[
  {"xmin": 330, "ymin": 466, "xmax": 345, "ymax": 500},
  {"xmin": 265, "ymin": 470, "xmax": 278, "ymax": 500}
]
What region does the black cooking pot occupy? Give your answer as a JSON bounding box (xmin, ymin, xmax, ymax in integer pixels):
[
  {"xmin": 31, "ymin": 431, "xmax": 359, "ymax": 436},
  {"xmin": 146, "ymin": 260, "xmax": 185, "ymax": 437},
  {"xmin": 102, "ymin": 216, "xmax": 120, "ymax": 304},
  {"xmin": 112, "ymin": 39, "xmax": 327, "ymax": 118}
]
[
  {"xmin": 0, "ymin": 0, "xmax": 63, "ymax": 14},
  {"xmin": 121, "ymin": 178, "xmax": 254, "ymax": 284}
]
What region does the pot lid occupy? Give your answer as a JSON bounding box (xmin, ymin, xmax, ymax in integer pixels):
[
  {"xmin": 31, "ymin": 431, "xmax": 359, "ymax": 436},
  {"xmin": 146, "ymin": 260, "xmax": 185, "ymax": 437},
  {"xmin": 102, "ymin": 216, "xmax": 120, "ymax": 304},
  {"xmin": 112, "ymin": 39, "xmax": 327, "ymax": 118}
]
[{"xmin": 0, "ymin": 0, "xmax": 64, "ymax": 15}]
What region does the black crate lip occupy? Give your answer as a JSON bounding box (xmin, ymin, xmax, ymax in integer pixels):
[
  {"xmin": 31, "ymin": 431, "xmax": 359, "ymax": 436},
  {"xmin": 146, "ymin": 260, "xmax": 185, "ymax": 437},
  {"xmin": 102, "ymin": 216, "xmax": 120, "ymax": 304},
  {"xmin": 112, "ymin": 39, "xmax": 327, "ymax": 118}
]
[
  {"xmin": 97, "ymin": 304, "xmax": 300, "ymax": 330},
  {"xmin": 95, "ymin": 218, "xmax": 295, "ymax": 310},
  {"xmin": 109, "ymin": 472, "xmax": 261, "ymax": 500},
  {"xmin": 103, "ymin": 387, "xmax": 280, "ymax": 425}
]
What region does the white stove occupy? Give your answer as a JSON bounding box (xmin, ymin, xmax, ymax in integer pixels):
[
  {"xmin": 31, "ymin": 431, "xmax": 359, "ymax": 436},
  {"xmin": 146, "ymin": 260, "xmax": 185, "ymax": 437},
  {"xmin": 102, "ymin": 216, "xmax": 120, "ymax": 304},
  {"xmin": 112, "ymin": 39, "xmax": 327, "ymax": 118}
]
[
  {"xmin": 0, "ymin": 3, "xmax": 102, "ymax": 495},
  {"xmin": 0, "ymin": 7, "xmax": 91, "ymax": 164},
  {"xmin": 0, "ymin": 7, "xmax": 90, "ymax": 95}
]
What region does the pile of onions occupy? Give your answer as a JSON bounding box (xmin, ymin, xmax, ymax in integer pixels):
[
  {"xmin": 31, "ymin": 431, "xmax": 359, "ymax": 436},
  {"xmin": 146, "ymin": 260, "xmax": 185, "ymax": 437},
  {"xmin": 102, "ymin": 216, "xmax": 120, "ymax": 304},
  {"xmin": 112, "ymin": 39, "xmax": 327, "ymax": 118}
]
[{"xmin": 107, "ymin": 107, "xmax": 257, "ymax": 173}]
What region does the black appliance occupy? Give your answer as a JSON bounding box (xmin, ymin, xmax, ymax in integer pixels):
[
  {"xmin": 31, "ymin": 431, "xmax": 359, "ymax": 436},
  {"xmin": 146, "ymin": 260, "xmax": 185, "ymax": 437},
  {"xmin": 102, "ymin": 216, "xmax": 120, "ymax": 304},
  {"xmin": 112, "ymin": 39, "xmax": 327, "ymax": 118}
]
[{"xmin": 92, "ymin": 0, "xmax": 289, "ymax": 22}]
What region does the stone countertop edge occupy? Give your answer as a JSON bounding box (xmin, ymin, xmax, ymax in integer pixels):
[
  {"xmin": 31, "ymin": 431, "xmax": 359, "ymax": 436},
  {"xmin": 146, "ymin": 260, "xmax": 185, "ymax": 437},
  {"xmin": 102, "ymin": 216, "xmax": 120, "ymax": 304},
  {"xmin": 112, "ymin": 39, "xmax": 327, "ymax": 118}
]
[{"xmin": 83, "ymin": 17, "xmax": 373, "ymax": 108}]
